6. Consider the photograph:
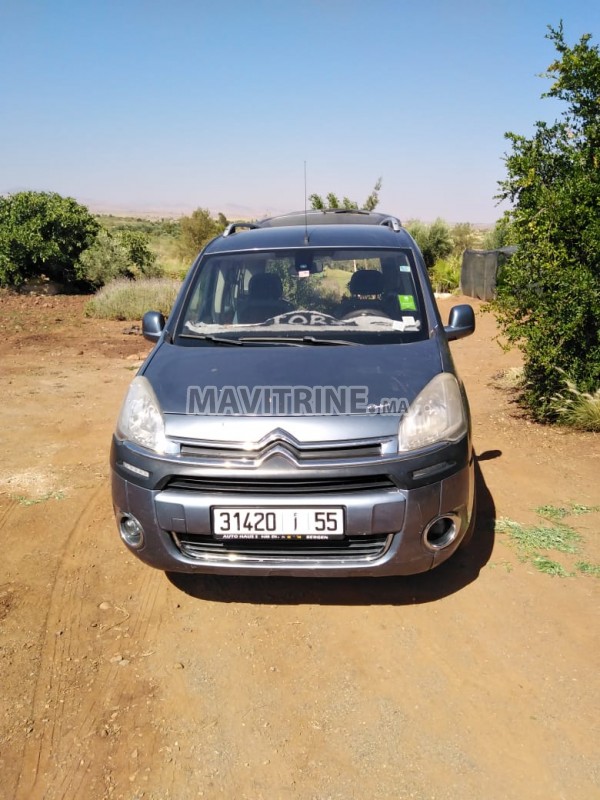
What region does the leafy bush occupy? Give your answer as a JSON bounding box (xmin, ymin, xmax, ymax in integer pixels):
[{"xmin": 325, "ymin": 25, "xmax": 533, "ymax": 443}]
[
  {"xmin": 0, "ymin": 191, "xmax": 99, "ymax": 286},
  {"xmin": 85, "ymin": 278, "xmax": 181, "ymax": 320},
  {"xmin": 118, "ymin": 230, "xmax": 160, "ymax": 276},
  {"xmin": 76, "ymin": 230, "xmax": 132, "ymax": 287},
  {"xmin": 430, "ymin": 257, "xmax": 461, "ymax": 293},
  {"xmin": 76, "ymin": 229, "xmax": 162, "ymax": 288},
  {"xmin": 490, "ymin": 25, "xmax": 600, "ymax": 421}
]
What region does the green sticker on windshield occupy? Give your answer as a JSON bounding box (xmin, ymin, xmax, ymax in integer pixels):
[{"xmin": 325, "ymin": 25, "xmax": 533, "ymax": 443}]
[{"xmin": 397, "ymin": 294, "xmax": 417, "ymax": 311}]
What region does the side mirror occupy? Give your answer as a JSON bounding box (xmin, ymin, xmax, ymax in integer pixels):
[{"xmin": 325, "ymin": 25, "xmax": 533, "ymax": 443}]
[
  {"xmin": 444, "ymin": 304, "xmax": 475, "ymax": 341},
  {"xmin": 142, "ymin": 311, "xmax": 165, "ymax": 343}
]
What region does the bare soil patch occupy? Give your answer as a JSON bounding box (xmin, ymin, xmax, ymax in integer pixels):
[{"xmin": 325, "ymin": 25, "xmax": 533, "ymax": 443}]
[{"xmin": 0, "ymin": 291, "xmax": 598, "ymax": 799}]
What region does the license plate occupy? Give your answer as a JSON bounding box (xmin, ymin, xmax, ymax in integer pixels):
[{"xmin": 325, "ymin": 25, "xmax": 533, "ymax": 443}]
[{"xmin": 212, "ymin": 507, "xmax": 345, "ymax": 539}]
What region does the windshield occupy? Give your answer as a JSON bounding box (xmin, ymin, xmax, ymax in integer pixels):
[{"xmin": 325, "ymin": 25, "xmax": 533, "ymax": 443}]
[{"xmin": 177, "ymin": 248, "xmax": 427, "ymax": 344}]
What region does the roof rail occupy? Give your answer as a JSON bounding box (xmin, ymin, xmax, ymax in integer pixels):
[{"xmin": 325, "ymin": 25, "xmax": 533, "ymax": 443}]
[
  {"xmin": 222, "ymin": 221, "xmax": 260, "ymax": 237},
  {"xmin": 379, "ymin": 216, "xmax": 402, "ymax": 231},
  {"xmin": 327, "ymin": 208, "xmax": 370, "ymax": 215}
]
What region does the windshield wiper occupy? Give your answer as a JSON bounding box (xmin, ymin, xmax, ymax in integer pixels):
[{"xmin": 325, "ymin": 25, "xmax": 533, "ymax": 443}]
[
  {"xmin": 180, "ymin": 333, "xmax": 359, "ymax": 347},
  {"xmin": 180, "ymin": 333, "xmax": 308, "ymax": 347},
  {"xmin": 180, "ymin": 333, "xmax": 247, "ymax": 345},
  {"xmin": 239, "ymin": 336, "xmax": 359, "ymax": 346}
]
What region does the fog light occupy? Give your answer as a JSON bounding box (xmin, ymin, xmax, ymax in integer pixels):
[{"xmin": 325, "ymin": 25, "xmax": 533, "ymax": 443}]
[
  {"xmin": 423, "ymin": 514, "xmax": 460, "ymax": 551},
  {"xmin": 119, "ymin": 514, "xmax": 144, "ymax": 548}
]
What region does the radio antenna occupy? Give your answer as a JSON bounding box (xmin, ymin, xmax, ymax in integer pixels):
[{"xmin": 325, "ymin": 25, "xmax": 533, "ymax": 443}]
[{"xmin": 304, "ymin": 160, "xmax": 309, "ymax": 244}]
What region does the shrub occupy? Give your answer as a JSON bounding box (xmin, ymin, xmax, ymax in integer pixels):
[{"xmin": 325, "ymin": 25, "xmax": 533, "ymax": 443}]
[
  {"xmin": 85, "ymin": 278, "xmax": 181, "ymax": 320},
  {"xmin": 118, "ymin": 229, "xmax": 160, "ymax": 276},
  {"xmin": 430, "ymin": 257, "xmax": 461, "ymax": 294},
  {"xmin": 76, "ymin": 230, "xmax": 132, "ymax": 287},
  {"xmin": 0, "ymin": 191, "xmax": 99, "ymax": 286},
  {"xmin": 76, "ymin": 229, "xmax": 162, "ymax": 288},
  {"xmin": 490, "ymin": 25, "xmax": 600, "ymax": 421}
]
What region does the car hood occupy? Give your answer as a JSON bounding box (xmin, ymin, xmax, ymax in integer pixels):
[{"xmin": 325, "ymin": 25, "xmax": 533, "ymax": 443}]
[{"xmin": 143, "ymin": 339, "xmax": 443, "ymax": 417}]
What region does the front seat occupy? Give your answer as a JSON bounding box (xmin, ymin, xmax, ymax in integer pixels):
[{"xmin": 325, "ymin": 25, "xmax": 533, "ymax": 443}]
[
  {"xmin": 236, "ymin": 273, "xmax": 292, "ymax": 324},
  {"xmin": 340, "ymin": 269, "xmax": 389, "ymax": 316}
]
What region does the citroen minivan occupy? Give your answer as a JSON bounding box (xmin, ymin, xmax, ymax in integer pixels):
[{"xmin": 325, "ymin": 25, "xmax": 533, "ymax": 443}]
[{"xmin": 111, "ymin": 210, "xmax": 476, "ymax": 576}]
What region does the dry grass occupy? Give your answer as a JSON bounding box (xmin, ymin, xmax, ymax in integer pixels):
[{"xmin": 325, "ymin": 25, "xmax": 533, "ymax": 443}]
[
  {"xmin": 489, "ymin": 366, "xmax": 524, "ymax": 392},
  {"xmin": 85, "ymin": 278, "xmax": 181, "ymax": 320},
  {"xmin": 552, "ymin": 378, "xmax": 600, "ymax": 432}
]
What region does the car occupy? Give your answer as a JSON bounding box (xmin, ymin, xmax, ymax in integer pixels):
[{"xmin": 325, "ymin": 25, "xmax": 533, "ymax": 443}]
[{"xmin": 110, "ymin": 208, "xmax": 476, "ymax": 576}]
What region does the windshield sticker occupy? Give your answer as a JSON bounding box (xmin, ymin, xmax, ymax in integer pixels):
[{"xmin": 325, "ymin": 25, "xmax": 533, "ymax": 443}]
[
  {"xmin": 391, "ymin": 317, "xmax": 421, "ymax": 331},
  {"xmin": 397, "ymin": 294, "xmax": 417, "ymax": 311}
]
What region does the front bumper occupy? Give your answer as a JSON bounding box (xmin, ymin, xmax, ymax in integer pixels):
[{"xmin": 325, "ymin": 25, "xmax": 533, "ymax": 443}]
[{"xmin": 110, "ymin": 435, "xmax": 475, "ymax": 577}]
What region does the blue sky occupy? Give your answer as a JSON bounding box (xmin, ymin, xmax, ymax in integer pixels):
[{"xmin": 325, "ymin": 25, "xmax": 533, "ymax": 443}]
[{"xmin": 1, "ymin": 0, "xmax": 598, "ymax": 223}]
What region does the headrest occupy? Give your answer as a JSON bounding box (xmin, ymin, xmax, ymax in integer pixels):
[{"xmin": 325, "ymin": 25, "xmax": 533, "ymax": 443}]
[
  {"xmin": 349, "ymin": 269, "xmax": 384, "ymax": 295},
  {"xmin": 248, "ymin": 273, "xmax": 283, "ymax": 299}
]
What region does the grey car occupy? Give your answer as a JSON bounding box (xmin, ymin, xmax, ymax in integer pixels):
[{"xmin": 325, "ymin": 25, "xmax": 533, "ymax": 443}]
[{"xmin": 111, "ymin": 210, "xmax": 476, "ymax": 576}]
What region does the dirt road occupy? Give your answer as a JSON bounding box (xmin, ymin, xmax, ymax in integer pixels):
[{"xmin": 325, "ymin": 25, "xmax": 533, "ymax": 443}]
[{"xmin": 0, "ymin": 293, "xmax": 598, "ymax": 800}]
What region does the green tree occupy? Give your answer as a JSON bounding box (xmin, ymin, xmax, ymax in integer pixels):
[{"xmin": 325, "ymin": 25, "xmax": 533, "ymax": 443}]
[
  {"xmin": 118, "ymin": 229, "xmax": 159, "ymax": 275},
  {"xmin": 490, "ymin": 23, "xmax": 600, "ymax": 421},
  {"xmin": 179, "ymin": 208, "xmax": 228, "ymax": 262},
  {"xmin": 482, "ymin": 214, "xmax": 514, "ymax": 250},
  {"xmin": 406, "ymin": 218, "xmax": 453, "ymax": 269},
  {"xmin": 450, "ymin": 222, "xmax": 478, "ymax": 256},
  {"xmin": 363, "ymin": 177, "xmax": 382, "ymax": 211},
  {"xmin": 0, "ymin": 191, "xmax": 99, "ymax": 286},
  {"xmin": 309, "ymin": 177, "xmax": 383, "ymax": 211}
]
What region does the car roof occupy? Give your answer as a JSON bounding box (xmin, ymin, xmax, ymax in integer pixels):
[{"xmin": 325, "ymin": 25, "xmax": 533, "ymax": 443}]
[
  {"xmin": 205, "ymin": 210, "xmax": 415, "ymax": 254},
  {"xmin": 258, "ymin": 209, "xmax": 402, "ymax": 228}
]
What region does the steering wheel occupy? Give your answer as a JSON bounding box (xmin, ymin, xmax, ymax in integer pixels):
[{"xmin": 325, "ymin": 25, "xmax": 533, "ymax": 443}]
[{"xmin": 341, "ymin": 309, "xmax": 391, "ymax": 320}]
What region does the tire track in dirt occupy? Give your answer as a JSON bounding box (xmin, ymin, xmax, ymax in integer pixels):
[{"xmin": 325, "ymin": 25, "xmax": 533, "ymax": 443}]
[
  {"xmin": 13, "ymin": 485, "xmax": 169, "ymax": 800},
  {"xmin": 0, "ymin": 497, "xmax": 18, "ymax": 532},
  {"xmin": 14, "ymin": 485, "xmax": 105, "ymax": 799}
]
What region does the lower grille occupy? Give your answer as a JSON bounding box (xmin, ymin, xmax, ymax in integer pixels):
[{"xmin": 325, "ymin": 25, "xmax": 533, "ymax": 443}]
[{"xmin": 172, "ymin": 532, "xmax": 391, "ymax": 562}]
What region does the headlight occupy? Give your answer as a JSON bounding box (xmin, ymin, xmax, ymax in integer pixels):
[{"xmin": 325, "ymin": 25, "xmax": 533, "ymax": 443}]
[
  {"xmin": 116, "ymin": 376, "xmax": 179, "ymax": 455},
  {"xmin": 398, "ymin": 373, "xmax": 467, "ymax": 451}
]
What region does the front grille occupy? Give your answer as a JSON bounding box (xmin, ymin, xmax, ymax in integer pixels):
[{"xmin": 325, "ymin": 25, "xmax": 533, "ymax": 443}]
[
  {"xmin": 164, "ymin": 474, "xmax": 397, "ymax": 495},
  {"xmin": 180, "ymin": 442, "xmax": 382, "ymax": 461},
  {"xmin": 172, "ymin": 532, "xmax": 391, "ymax": 562}
]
